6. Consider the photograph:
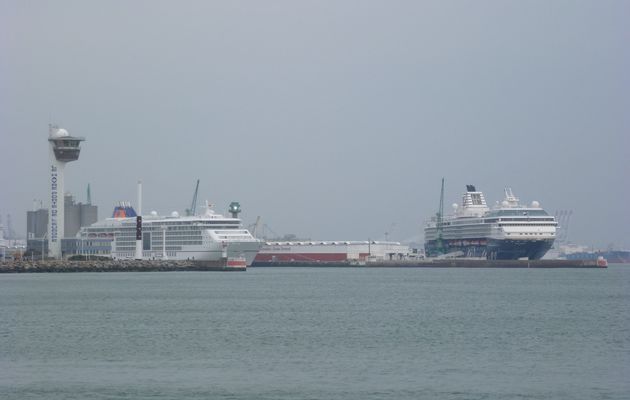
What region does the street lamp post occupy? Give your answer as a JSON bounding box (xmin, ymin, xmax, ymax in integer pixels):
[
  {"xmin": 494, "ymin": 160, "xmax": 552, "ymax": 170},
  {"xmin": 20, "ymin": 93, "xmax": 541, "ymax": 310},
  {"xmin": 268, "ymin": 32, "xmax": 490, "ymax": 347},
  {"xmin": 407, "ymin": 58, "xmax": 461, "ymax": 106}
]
[{"xmin": 162, "ymin": 225, "xmax": 167, "ymax": 260}]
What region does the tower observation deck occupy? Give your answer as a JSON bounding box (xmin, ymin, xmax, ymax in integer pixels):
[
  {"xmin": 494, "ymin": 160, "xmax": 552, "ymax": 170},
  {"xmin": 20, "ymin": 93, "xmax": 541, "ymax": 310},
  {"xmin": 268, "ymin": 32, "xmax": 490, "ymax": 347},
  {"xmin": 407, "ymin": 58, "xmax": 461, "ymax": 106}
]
[{"xmin": 49, "ymin": 130, "xmax": 84, "ymax": 161}]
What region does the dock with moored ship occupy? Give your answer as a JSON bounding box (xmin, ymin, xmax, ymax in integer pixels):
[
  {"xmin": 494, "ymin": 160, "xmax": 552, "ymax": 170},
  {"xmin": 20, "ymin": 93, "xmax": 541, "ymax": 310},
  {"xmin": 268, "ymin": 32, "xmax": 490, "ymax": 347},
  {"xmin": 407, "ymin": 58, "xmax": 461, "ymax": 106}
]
[{"xmin": 253, "ymin": 258, "xmax": 607, "ymax": 268}]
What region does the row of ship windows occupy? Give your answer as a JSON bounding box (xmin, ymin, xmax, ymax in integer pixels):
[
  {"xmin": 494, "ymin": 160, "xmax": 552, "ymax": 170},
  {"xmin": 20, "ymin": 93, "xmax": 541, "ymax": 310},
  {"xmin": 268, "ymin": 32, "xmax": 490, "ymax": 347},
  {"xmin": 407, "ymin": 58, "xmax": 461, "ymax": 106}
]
[
  {"xmin": 88, "ymin": 224, "xmax": 238, "ymax": 233},
  {"xmin": 443, "ymin": 220, "xmax": 555, "ymax": 226},
  {"xmin": 116, "ymin": 238, "xmax": 202, "ymax": 245},
  {"xmin": 500, "ymin": 223, "xmax": 556, "ymax": 227},
  {"xmin": 118, "ymin": 241, "xmax": 202, "ymax": 247},
  {"xmin": 117, "ymin": 234, "xmax": 202, "ymax": 240},
  {"xmin": 138, "ymin": 231, "xmax": 204, "ymax": 236},
  {"xmin": 76, "ymin": 241, "xmax": 104, "ymax": 246},
  {"xmin": 146, "ymin": 221, "xmax": 238, "ymax": 225},
  {"xmin": 152, "ymin": 235, "xmax": 203, "ymax": 240},
  {"xmin": 150, "ymin": 239, "xmax": 202, "ymax": 244},
  {"xmin": 438, "ymin": 227, "xmax": 492, "ymax": 231},
  {"xmin": 506, "ymin": 232, "xmax": 555, "ymax": 236},
  {"xmin": 116, "ymin": 246, "xmax": 184, "ymax": 251},
  {"xmin": 72, "ymin": 250, "xmax": 109, "ymax": 255},
  {"xmin": 117, "ymin": 222, "xmax": 239, "ymax": 227},
  {"xmin": 432, "ymin": 230, "xmax": 493, "ymax": 236},
  {"xmin": 110, "ymin": 231, "xmax": 204, "ymax": 237},
  {"xmin": 429, "ymin": 226, "xmax": 554, "ymax": 234},
  {"xmin": 91, "ymin": 230, "xmax": 236, "ymax": 238},
  {"xmin": 144, "ymin": 226, "xmax": 237, "ymax": 231},
  {"xmin": 143, "ymin": 241, "xmax": 203, "ymax": 247},
  {"xmin": 438, "ymin": 223, "xmax": 555, "ymax": 229},
  {"xmin": 216, "ymin": 235, "xmax": 253, "ymax": 240},
  {"xmin": 496, "ymin": 218, "xmax": 554, "ymax": 222},
  {"xmin": 114, "ymin": 251, "xmax": 183, "ymax": 258}
]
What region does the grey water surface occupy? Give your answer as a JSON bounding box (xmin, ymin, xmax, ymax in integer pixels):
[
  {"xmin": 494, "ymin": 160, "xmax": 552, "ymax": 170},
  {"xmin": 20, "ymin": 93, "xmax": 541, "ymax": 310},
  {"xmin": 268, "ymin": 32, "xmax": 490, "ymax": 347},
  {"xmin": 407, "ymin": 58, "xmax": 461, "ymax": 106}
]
[{"xmin": 1, "ymin": 266, "xmax": 629, "ymax": 399}]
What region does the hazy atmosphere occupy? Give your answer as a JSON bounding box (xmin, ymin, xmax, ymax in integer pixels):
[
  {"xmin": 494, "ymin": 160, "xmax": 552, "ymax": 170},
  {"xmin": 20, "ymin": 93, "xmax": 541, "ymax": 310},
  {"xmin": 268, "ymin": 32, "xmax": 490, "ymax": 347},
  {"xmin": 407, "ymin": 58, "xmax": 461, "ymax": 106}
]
[{"xmin": 1, "ymin": 0, "xmax": 628, "ymax": 248}]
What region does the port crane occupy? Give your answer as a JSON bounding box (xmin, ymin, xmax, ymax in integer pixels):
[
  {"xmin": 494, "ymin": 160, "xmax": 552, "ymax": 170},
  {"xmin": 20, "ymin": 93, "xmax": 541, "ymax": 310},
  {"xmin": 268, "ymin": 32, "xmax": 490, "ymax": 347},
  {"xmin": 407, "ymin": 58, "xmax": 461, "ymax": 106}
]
[
  {"xmin": 185, "ymin": 179, "xmax": 200, "ymax": 216},
  {"xmin": 555, "ymin": 210, "xmax": 572, "ymax": 244},
  {"xmin": 384, "ymin": 222, "xmax": 396, "ymax": 242},
  {"xmin": 435, "ymin": 178, "xmax": 445, "ymax": 255},
  {"xmin": 248, "ymin": 216, "xmax": 262, "ymax": 238}
]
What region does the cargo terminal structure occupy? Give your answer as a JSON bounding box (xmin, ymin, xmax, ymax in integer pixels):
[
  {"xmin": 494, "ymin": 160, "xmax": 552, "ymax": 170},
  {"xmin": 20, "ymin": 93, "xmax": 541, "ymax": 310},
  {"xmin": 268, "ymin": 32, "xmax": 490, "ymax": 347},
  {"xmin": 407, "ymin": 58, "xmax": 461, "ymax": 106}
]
[{"xmin": 252, "ymin": 241, "xmax": 413, "ymax": 266}]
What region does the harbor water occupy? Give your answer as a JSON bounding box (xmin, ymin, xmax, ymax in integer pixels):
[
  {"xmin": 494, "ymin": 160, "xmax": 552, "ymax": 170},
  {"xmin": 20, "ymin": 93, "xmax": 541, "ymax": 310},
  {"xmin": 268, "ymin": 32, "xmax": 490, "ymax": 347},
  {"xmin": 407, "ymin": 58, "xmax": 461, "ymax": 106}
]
[{"xmin": 1, "ymin": 265, "xmax": 629, "ymax": 399}]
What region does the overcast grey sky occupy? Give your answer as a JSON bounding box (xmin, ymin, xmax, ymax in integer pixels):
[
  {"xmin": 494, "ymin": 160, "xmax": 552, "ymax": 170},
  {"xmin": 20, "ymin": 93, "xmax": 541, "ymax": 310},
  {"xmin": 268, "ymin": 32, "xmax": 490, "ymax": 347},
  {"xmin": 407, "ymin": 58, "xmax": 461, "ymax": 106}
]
[{"xmin": 1, "ymin": 0, "xmax": 628, "ymax": 248}]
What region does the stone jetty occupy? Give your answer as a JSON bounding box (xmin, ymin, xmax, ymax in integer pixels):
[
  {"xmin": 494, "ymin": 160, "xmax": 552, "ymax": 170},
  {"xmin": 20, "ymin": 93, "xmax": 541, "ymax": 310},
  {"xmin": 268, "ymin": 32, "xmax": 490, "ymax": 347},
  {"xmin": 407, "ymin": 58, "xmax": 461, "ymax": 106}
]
[{"xmin": 0, "ymin": 259, "xmax": 246, "ymax": 273}]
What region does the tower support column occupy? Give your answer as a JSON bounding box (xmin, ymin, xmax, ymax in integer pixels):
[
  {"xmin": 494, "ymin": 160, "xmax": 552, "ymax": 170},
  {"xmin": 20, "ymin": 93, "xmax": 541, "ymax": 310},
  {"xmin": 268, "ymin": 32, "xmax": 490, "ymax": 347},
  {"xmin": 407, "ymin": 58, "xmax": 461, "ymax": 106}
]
[{"xmin": 48, "ymin": 156, "xmax": 65, "ymax": 258}]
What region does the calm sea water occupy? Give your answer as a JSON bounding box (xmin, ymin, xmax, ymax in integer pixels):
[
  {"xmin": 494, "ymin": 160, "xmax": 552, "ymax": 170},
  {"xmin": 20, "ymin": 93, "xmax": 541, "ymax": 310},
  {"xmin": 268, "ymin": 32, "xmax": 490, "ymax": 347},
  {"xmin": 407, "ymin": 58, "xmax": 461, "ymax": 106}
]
[{"xmin": 1, "ymin": 266, "xmax": 629, "ymax": 400}]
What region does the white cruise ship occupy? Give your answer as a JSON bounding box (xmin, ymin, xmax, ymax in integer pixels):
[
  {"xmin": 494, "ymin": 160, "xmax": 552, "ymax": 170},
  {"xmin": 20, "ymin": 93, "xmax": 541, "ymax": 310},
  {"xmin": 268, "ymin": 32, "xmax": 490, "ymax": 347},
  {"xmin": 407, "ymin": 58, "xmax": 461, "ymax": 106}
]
[
  {"xmin": 425, "ymin": 185, "xmax": 557, "ymax": 260},
  {"xmin": 78, "ymin": 202, "xmax": 261, "ymax": 265}
]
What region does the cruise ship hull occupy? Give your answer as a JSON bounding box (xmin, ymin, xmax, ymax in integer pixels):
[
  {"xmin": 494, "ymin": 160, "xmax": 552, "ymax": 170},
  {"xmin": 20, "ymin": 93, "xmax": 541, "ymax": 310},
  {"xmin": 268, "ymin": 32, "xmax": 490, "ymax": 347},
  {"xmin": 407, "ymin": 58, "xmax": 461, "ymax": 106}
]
[
  {"xmin": 425, "ymin": 238, "xmax": 554, "ymax": 260},
  {"xmin": 117, "ymin": 241, "xmax": 261, "ymax": 266},
  {"xmin": 487, "ymin": 238, "xmax": 554, "ymax": 260}
]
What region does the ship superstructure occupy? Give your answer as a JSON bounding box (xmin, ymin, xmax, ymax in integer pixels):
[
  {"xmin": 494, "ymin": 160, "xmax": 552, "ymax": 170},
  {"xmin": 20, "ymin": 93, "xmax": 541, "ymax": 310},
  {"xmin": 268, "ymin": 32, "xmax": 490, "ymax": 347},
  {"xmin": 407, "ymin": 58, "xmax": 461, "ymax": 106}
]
[
  {"xmin": 78, "ymin": 202, "xmax": 261, "ymax": 265},
  {"xmin": 425, "ymin": 186, "xmax": 557, "ymax": 260}
]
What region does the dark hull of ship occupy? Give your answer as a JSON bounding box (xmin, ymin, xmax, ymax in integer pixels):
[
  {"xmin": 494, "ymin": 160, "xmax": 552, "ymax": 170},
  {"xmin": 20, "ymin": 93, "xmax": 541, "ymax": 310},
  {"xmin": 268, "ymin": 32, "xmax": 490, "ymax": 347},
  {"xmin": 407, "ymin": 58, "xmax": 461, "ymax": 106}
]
[{"xmin": 425, "ymin": 238, "xmax": 554, "ymax": 260}]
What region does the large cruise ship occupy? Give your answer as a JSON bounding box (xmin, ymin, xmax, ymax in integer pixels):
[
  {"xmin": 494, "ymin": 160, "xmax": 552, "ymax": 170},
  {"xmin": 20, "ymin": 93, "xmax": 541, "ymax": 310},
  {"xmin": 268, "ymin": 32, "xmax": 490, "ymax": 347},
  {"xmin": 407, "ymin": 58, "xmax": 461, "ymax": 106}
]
[
  {"xmin": 424, "ymin": 185, "xmax": 557, "ymax": 260},
  {"xmin": 78, "ymin": 202, "xmax": 261, "ymax": 265}
]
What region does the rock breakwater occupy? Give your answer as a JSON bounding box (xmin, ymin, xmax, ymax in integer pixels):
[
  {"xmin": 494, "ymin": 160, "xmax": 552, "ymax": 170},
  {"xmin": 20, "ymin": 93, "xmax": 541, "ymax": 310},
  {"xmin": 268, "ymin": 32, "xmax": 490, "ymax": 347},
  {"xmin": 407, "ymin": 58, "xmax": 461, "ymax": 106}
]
[{"xmin": 0, "ymin": 259, "xmax": 246, "ymax": 273}]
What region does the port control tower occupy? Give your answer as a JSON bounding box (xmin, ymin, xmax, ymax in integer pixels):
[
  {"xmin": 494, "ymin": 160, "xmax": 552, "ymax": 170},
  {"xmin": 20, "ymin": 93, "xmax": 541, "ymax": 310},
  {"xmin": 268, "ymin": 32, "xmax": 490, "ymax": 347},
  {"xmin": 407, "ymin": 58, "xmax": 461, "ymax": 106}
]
[{"xmin": 48, "ymin": 125, "xmax": 85, "ymax": 258}]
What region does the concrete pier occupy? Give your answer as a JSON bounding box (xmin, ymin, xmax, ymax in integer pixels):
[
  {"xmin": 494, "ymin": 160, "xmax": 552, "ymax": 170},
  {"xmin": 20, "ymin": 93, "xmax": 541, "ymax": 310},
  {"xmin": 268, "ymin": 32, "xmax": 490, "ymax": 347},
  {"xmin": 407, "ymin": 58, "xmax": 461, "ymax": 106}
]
[{"xmin": 252, "ymin": 259, "xmax": 607, "ymax": 268}]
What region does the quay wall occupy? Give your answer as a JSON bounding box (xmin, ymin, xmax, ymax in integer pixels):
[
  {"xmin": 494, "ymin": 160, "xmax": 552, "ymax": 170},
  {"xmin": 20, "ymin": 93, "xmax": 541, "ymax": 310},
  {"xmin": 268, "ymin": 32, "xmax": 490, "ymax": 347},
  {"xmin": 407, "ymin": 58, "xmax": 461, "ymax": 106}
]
[{"xmin": 253, "ymin": 259, "xmax": 607, "ymax": 268}]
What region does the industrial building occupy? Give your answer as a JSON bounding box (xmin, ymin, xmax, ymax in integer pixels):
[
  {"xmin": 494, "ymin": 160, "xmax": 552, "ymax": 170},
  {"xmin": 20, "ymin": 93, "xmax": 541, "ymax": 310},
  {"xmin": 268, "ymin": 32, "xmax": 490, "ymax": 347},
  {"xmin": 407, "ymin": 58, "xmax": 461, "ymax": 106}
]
[
  {"xmin": 26, "ymin": 208, "xmax": 48, "ymax": 240},
  {"xmin": 64, "ymin": 194, "xmax": 98, "ymax": 238},
  {"xmin": 253, "ymin": 241, "xmax": 414, "ymax": 265},
  {"xmin": 26, "ymin": 192, "xmax": 98, "ymax": 258},
  {"xmin": 27, "ymin": 194, "xmax": 97, "ymax": 239}
]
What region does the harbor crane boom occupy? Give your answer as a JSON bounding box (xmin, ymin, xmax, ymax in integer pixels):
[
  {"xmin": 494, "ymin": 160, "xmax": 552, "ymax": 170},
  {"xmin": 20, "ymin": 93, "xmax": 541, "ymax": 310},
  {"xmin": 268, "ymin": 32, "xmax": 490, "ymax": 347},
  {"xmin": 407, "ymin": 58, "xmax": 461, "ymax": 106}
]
[
  {"xmin": 436, "ymin": 178, "xmax": 445, "ymax": 255},
  {"xmin": 186, "ymin": 179, "xmax": 200, "ymax": 216}
]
